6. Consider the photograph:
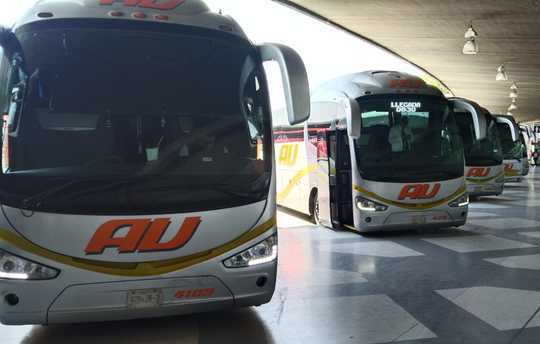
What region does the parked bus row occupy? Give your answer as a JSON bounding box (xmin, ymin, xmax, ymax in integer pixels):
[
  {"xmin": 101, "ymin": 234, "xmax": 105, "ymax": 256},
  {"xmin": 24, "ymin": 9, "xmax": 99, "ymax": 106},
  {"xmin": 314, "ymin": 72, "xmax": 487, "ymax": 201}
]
[
  {"xmin": 275, "ymin": 71, "xmax": 528, "ymax": 233},
  {"xmin": 0, "ymin": 0, "xmax": 529, "ymax": 326}
]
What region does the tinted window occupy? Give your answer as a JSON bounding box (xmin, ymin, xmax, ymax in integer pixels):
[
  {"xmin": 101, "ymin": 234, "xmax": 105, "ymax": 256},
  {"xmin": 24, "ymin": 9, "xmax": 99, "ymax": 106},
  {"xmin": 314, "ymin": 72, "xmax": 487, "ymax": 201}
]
[
  {"xmin": 0, "ymin": 22, "xmax": 272, "ymax": 215},
  {"xmin": 354, "ymin": 95, "xmax": 464, "ymax": 182}
]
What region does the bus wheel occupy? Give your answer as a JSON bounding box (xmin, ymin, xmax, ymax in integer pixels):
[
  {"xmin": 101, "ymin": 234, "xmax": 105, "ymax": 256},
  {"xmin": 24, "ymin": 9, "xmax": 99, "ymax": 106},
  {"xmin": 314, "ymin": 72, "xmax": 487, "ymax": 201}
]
[{"xmin": 310, "ymin": 189, "xmax": 320, "ymax": 225}]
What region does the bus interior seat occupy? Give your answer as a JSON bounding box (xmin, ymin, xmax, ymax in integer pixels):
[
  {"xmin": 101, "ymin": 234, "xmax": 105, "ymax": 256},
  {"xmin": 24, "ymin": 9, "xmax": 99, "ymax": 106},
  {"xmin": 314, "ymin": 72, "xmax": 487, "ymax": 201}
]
[
  {"xmin": 366, "ymin": 125, "xmax": 391, "ymax": 155},
  {"xmin": 24, "ymin": 110, "xmax": 115, "ymax": 170},
  {"xmin": 220, "ymin": 117, "xmax": 250, "ymax": 159}
]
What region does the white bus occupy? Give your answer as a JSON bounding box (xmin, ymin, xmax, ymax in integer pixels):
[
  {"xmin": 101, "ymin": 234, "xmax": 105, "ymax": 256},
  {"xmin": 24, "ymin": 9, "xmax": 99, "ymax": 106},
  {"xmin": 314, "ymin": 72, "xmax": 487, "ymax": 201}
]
[
  {"xmin": 451, "ymin": 98, "xmax": 504, "ymax": 198},
  {"xmin": 0, "ymin": 0, "xmax": 309, "ymax": 325},
  {"xmin": 519, "ymin": 128, "xmax": 530, "ymax": 176},
  {"xmin": 276, "ymin": 71, "xmax": 468, "ymax": 233},
  {"xmin": 494, "ymin": 115, "xmax": 525, "ymax": 182}
]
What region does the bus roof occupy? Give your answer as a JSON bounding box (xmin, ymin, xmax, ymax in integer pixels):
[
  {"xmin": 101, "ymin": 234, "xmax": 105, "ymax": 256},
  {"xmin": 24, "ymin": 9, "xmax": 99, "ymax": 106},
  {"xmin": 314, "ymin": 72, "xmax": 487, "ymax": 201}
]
[
  {"xmin": 13, "ymin": 0, "xmax": 248, "ymax": 40},
  {"xmin": 312, "ymin": 71, "xmax": 443, "ymax": 102}
]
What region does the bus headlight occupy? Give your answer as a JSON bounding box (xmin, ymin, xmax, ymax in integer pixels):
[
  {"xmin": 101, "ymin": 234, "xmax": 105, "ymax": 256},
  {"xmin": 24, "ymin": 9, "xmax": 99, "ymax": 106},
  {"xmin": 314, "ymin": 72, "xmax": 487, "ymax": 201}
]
[
  {"xmin": 0, "ymin": 250, "xmax": 59, "ymax": 280},
  {"xmin": 356, "ymin": 196, "xmax": 388, "ymax": 212},
  {"xmin": 223, "ymin": 234, "xmax": 277, "ymax": 268},
  {"xmin": 449, "ymin": 193, "xmax": 469, "ymax": 208}
]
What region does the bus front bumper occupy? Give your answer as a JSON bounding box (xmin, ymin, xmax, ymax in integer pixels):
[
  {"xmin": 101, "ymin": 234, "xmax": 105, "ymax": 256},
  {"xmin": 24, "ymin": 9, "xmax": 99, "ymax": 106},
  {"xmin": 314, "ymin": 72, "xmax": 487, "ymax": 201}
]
[
  {"xmin": 0, "ymin": 264, "xmax": 276, "ymax": 325},
  {"xmin": 505, "ymin": 176, "xmax": 523, "ymax": 183},
  {"xmin": 0, "ymin": 233, "xmax": 278, "ymax": 325},
  {"xmin": 467, "ymin": 182, "xmax": 504, "ymax": 197},
  {"xmin": 354, "ymin": 207, "xmax": 468, "ymax": 233}
]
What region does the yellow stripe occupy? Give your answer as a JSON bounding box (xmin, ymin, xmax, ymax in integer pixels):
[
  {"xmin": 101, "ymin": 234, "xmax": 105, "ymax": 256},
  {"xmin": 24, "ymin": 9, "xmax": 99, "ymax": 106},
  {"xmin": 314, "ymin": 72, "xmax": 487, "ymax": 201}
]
[
  {"xmin": 343, "ymin": 224, "xmax": 356, "ymax": 231},
  {"xmin": 277, "ymin": 164, "xmax": 318, "ymax": 202},
  {"xmin": 353, "ymin": 184, "xmax": 467, "ymax": 210},
  {"xmin": 505, "ymin": 170, "xmax": 520, "ymax": 177},
  {"xmin": 0, "ymin": 216, "xmax": 276, "ymax": 277},
  {"xmin": 466, "ymin": 171, "xmax": 504, "ymax": 184}
]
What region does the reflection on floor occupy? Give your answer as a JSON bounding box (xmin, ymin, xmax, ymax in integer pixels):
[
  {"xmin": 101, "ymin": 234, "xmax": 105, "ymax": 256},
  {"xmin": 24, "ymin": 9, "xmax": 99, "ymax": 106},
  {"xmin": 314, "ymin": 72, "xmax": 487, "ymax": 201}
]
[{"xmin": 4, "ymin": 168, "xmax": 540, "ymax": 343}]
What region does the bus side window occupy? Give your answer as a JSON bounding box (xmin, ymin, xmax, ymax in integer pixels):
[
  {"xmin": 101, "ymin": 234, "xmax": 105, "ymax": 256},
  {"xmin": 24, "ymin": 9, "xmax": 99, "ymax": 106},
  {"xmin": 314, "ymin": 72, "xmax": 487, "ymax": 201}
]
[
  {"xmin": 242, "ymin": 73, "xmax": 264, "ymax": 143},
  {"xmin": 316, "ymin": 130, "xmax": 327, "ymax": 161},
  {"xmin": 4, "ymin": 55, "xmax": 26, "ymax": 135},
  {"xmin": 0, "ymin": 49, "xmax": 12, "ymax": 172},
  {"xmin": 0, "ymin": 49, "xmax": 9, "ymax": 115}
]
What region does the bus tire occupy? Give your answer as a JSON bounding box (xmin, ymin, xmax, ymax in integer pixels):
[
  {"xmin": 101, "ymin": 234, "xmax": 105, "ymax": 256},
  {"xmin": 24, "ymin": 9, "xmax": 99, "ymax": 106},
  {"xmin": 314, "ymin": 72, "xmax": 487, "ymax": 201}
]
[{"xmin": 309, "ymin": 188, "xmax": 320, "ymax": 225}]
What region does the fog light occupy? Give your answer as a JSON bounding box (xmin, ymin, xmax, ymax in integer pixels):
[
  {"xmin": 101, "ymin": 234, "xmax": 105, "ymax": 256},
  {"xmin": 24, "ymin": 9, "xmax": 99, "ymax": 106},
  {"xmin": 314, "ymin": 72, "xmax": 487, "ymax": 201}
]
[
  {"xmin": 256, "ymin": 276, "xmax": 268, "ymax": 287},
  {"xmin": 5, "ymin": 293, "xmax": 19, "ymax": 306}
]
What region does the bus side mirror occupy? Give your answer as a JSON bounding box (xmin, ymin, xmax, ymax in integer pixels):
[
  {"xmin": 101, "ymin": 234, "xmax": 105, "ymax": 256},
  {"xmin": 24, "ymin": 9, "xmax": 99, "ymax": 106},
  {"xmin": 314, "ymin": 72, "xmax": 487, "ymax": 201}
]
[
  {"xmin": 450, "ymin": 99, "xmax": 486, "ymax": 140},
  {"xmin": 259, "ymin": 43, "xmax": 310, "ymax": 125},
  {"xmin": 0, "ymin": 26, "xmax": 22, "ymax": 61},
  {"xmin": 343, "ymin": 98, "xmax": 361, "ymax": 138},
  {"xmin": 0, "ymin": 26, "xmax": 9, "ymax": 48}
]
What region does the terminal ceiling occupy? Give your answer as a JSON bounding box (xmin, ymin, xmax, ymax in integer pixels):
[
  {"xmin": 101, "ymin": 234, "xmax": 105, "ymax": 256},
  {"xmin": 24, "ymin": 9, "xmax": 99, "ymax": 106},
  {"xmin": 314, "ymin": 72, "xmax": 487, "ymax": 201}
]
[{"xmin": 275, "ymin": 0, "xmax": 540, "ymax": 122}]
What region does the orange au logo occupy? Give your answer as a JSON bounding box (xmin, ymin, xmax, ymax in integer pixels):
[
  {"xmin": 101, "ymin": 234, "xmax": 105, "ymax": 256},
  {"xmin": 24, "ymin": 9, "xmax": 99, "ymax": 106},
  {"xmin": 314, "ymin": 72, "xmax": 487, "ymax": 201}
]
[
  {"xmin": 99, "ymin": 0, "xmax": 185, "ymax": 10},
  {"xmin": 398, "ymin": 183, "xmax": 441, "ymax": 200},
  {"xmin": 467, "ymin": 167, "xmax": 491, "ymax": 178},
  {"xmin": 504, "ymin": 163, "xmax": 514, "ymax": 172},
  {"xmin": 85, "ymin": 217, "xmax": 201, "ymax": 255},
  {"xmin": 278, "ymin": 144, "xmax": 298, "ymax": 166}
]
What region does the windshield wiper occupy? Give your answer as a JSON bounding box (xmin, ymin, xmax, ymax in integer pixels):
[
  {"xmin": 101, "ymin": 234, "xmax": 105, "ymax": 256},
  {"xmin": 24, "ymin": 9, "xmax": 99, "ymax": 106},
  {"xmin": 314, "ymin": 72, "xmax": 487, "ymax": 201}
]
[
  {"xmin": 22, "ymin": 179, "xmax": 85, "ymax": 209},
  {"xmin": 22, "ymin": 176, "xmax": 267, "ymax": 210},
  {"xmin": 22, "ymin": 178, "xmax": 131, "ymax": 210},
  {"xmin": 468, "ymin": 156, "xmax": 503, "ymax": 164},
  {"xmin": 209, "ymin": 183, "xmax": 263, "ymax": 201}
]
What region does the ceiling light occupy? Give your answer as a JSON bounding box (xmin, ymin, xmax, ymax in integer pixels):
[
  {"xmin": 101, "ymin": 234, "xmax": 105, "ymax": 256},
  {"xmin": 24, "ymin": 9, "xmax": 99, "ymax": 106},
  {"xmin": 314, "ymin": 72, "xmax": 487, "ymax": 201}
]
[
  {"xmin": 508, "ymin": 103, "xmax": 518, "ymax": 111},
  {"xmin": 510, "ymin": 90, "xmax": 519, "ymax": 99},
  {"xmin": 496, "ymin": 65, "xmax": 508, "ymax": 81},
  {"xmin": 464, "ymin": 24, "xmax": 478, "ymax": 39},
  {"xmin": 462, "ymin": 22, "xmax": 478, "ymax": 55},
  {"xmin": 463, "ymin": 39, "xmax": 478, "ymax": 55},
  {"xmin": 510, "ymin": 82, "xmax": 518, "ymax": 91}
]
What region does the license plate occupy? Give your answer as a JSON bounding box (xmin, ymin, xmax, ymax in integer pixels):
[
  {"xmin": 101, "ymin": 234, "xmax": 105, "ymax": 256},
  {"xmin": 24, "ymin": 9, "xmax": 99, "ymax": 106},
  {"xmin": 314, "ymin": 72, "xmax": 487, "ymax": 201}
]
[
  {"xmin": 127, "ymin": 289, "xmax": 162, "ymax": 309},
  {"xmin": 411, "ymin": 215, "xmax": 426, "ymax": 225}
]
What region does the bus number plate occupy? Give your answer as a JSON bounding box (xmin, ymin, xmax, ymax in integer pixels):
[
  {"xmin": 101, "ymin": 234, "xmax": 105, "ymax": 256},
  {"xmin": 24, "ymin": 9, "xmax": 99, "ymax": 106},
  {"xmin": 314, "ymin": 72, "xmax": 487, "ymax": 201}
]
[
  {"xmin": 127, "ymin": 289, "xmax": 162, "ymax": 309},
  {"xmin": 411, "ymin": 215, "xmax": 426, "ymax": 225}
]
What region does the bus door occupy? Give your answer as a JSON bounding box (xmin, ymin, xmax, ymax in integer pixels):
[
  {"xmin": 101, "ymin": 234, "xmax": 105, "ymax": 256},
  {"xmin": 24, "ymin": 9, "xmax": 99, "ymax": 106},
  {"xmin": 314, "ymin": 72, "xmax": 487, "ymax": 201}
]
[
  {"xmin": 327, "ymin": 129, "xmax": 353, "ymax": 228},
  {"xmin": 316, "ymin": 129, "xmax": 332, "ymax": 227}
]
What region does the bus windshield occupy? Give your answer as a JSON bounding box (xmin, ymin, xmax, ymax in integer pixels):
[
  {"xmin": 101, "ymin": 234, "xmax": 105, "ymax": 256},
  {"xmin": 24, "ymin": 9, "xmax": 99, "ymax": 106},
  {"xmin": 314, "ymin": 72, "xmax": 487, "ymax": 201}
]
[
  {"xmin": 0, "ymin": 22, "xmax": 271, "ymax": 215},
  {"xmin": 496, "ymin": 122, "xmax": 524, "ymax": 160},
  {"xmin": 354, "ymin": 95, "xmax": 464, "ymax": 183},
  {"xmin": 455, "ymin": 112, "xmax": 503, "ymax": 166}
]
